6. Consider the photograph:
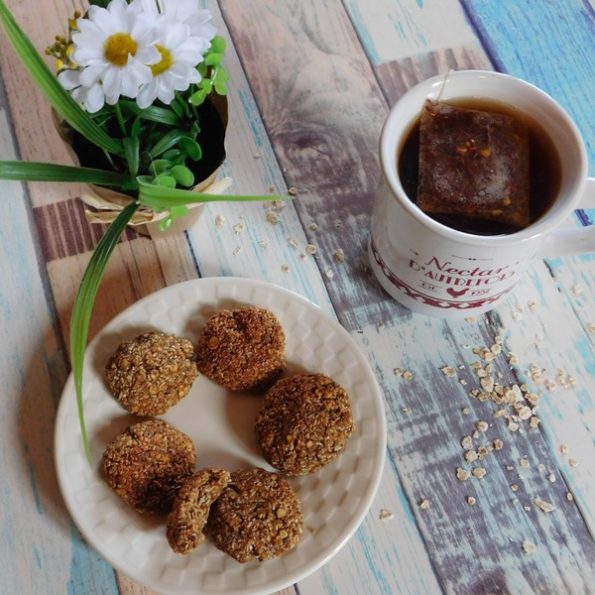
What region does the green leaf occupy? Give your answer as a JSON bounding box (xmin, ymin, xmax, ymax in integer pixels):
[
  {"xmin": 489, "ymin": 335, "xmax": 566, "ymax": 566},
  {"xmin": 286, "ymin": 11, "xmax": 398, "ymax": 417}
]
[
  {"xmin": 150, "ymin": 159, "xmax": 172, "ymax": 175},
  {"xmin": 0, "ymin": 0, "xmax": 122, "ymax": 155},
  {"xmin": 189, "ymin": 88, "xmax": 209, "ymax": 106},
  {"xmin": 149, "ymin": 130, "xmax": 188, "ymax": 159},
  {"xmin": 210, "ymin": 36, "xmax": 227, "ymax": 53},
  {"xmin": 120, "ymin": 100, "xmax": 180, "ymax": 126},
  {"xmin": 205, "ymin": 53, "xmax": 223, "ymax": 67},
  {"xmin": 0, "ymin": 161, "xmax": 128, "ymax": 186},
  {"xmin": 171, "ymin": 165, "xmax": 195, "ymax": 187},
  {"xmin": 179, "ymin": 137, "xmax": 202, "ymax": 161},
  {"xmin": 138, "ymin": 176, "xmax": 289, "ymax": 208},
  {"xmin": 155, "ymin": 174, "xmax": 176, "ymax": 188},
  {"xmin": 70, "ymin": 202, "xmax": 139, "ymax": 462},
  {"xmin": 123, "ymin": 136, "xmax": 139, "ymax": 177}
]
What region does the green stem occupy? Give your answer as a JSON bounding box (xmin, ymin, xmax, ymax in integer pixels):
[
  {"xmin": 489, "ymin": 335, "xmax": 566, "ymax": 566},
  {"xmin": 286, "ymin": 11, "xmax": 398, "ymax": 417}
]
[{"xmin": 114, "ymin": 103, "xmax": 127, "ymax": 136}]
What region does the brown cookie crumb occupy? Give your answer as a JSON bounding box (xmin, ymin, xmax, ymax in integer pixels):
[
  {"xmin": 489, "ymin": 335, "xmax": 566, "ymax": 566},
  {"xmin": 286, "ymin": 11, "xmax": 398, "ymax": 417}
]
[
  {"xmin": 196, "ymin": 307, "xmax": 285, "ymax": 391},
  {"xmin": 206, "ymin": 468, "xmax": 303, "ymax": 562},
  {"xmin": 166, "ymin": 468, "xmax": 231, "ymax": 554},
  {"xmin": 255, "ymin": 374, "xmax": 355, "ymax": 475},
  {"xmin": 105, "ymin": 332, "xmax": 198, "ymax": 416},
  {"xmin": 102, "ymin": 419, "xmax": 197, "ymax": 514}
]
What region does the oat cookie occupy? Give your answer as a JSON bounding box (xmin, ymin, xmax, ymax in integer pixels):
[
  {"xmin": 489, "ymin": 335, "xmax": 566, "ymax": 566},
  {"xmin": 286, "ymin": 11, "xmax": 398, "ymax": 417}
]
[
  {"xmin": 105, "ymin": 332, "xmax": 198, "ymax": 416},
  {"xmin": 102, "ymin": 419, "xmax": 197, "ymax": 514},
  {"xmin": 196, "ymin": 307, "xmax": 285, "ymax": 391},
  {"xmin": 206, "ymin": 468, "xmax": 303, "ymax": 562},
  {"xmin": 255, "ymin": 374, "xmax": 355, "ymax": 475},
  {"xmin": 166, "ymin": 468, "xmax": 231, "ymax": 554}
]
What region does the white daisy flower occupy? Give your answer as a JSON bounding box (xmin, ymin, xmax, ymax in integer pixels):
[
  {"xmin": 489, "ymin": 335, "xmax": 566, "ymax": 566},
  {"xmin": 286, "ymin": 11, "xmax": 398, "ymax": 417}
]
[
  {"xmin": 137, "ymin": 0, "xmax": 217, "ymax": 43},
  {"xmin": 136, "ymin": 19, "xmax": 210, "ymax": 108},
  {"xmin": 59, "ymin": 0, "xmax": 160, "ymax": 112}
]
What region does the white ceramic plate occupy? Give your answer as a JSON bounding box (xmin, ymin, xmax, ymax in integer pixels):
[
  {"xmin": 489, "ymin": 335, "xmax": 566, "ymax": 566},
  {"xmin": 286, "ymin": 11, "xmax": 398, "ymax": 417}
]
[{"xmin": 55, "ymin": 277, "xmax": 386, "ymax": 595}]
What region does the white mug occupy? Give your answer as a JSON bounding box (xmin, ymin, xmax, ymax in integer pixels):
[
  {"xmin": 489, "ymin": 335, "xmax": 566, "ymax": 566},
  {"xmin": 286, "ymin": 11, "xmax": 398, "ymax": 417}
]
[{"xmin": 369, "ymin": 70, "xmax": 594, "ymax": 317}]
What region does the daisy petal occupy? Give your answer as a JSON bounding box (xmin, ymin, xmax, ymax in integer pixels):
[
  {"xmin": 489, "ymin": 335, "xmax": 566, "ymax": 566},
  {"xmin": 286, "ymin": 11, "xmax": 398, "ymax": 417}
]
[
  {"xmin": 58, "ymin": 69, "xmax": 81, "ymax": 90},
  {"xmin": 85, "ymin": 83, "xmax": 105, "ymax": 113}
]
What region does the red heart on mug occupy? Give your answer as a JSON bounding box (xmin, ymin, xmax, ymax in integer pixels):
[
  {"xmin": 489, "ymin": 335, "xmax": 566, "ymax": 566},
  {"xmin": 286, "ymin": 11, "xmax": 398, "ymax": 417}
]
[{"xmin": 447, "ymin": 287, "xmax": 469, "ymax": 298}]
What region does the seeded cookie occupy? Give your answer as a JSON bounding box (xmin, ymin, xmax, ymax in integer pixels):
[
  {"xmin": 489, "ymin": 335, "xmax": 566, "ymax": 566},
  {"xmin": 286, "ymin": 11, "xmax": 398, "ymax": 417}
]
[
  {"xmin": 196, "ymin": 307, "xmax": 285, "ymax": 391},
  {"xmin": 255, "ymin": 374, "xmax": 355, "ymax": 475},
  {"xmin": 166, "ymin": 468, "xmax": 231, "ymax": 554},
  {"xmin": 102, "ymin": 419, "xmax": 197, "ymax": 514},
  {"xmin": 206, "ymin": 468, "xmax": 303, "ymax": 562},
  {"xmin": 105, "ymin": 332, "xmax": 198, "ymax": 416}
]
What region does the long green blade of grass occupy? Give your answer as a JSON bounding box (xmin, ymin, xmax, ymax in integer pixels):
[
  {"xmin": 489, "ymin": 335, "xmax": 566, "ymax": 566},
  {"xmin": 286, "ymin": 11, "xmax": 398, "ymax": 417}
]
[
  {"xmin": 70, "ymin": 201, "xmax": 138, "ymax": 462},
  {"xmin": 137, "ymin": 176, "xmax": 288, "ymax": 208},
  {"xmin": 0, "ymin": 161, "xmax": 127, "ymax": 186},
  {"xmin": 0, "ymin": 0, "xmax": 122, "ymax": 155}
]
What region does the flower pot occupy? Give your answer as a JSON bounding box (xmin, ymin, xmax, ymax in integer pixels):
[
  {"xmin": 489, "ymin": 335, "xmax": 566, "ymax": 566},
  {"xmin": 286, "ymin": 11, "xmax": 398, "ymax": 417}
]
[{"xmin": 53, "ymin": 93, "xmax": 229, "ymax": 236}]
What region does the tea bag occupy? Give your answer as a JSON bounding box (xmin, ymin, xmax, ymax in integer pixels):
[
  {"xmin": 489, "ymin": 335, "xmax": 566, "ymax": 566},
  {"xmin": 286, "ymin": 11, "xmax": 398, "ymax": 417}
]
[{"xmin": 417, "ymin": 100, "xmax": 530, "ymax": 229}]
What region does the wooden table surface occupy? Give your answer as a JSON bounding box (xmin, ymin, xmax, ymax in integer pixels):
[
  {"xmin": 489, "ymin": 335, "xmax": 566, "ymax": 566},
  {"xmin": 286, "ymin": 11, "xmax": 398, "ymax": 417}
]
[{"xmin": 1, "ymin": 1, "xmax": 594, "ymax": 594}]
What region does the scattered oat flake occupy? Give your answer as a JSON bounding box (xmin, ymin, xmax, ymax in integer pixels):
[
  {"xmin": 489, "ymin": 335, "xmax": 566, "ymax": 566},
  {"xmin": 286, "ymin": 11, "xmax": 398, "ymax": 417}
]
[
  {"xmin": 588, "ymin": 322, "xmax": 595, "ymax": 333},
  {"xmin": 287, "ymin": 186, "xmax": 299, "ymax": 196},
  {"xmin": 475, "ymin": 420, "xmax": 489, "ymax": 433},
  {"xmin": 519, "ymin": 458, "xmax": 530, "ymax": 469},
  {"xmin": 465, "ymin": 450, "xmax": 478, "ymax": 463},
  {"xmin": 233, "ymin": 222, "xmax": 245, "ymax": 234},
  {"xmin": 464, "ymin": 317, "xmax": 477, "ymax": 323},
  {"xmin": 569, "ymin": 459, "xmax": 579, "ymax": 468},
  {"xmin": 547, "ymin": 473, "xmax": 556, "ymax": 483},
  {"xmin": 560, "ymin": 444, "xmax": 569, "ymax": 455},
  {"xmin": 266, "ymin": 211, "xmax": 279, "ymax": 224},
  {"xmin": 441, "ymin": 366, "xmax": 457, "ymax": 377},
  {"xmin": 253, "ymin": 152, "xmax": 261, "ymax": 159},
  {"xmin": 460, "ymin": 379, "xmax": 468, "ymax": 386},
  {"xmin": 461, "ymin": 436, "xmax": 473, "ymax": 450},
  {"xmin": 512, "ymin": 311, "xmax": 523, "ymax": 321},
  {"xmin": 522, "ymin": 540, "xmax": 537, "ymax": 555},
  {"xmin": 530, "ymin": 416, "xmax": 540, "ymax": 429},
  {"xmin": 466, "ymin": 496, "xmax": 476, "ymax": 505},
  {"xmin": 456, "ymin": 467, "xmax": 470, "ymax": 481},
  {"xmin": 281, "ymin": 264, "xmax": 289, "ymax": 273},
  {"xmin": 534, "ymin": 497, "xmax": 556, "ymax": 513},
  {"xmin": 511, "ymin": 484, "xmax": 519, "ymax": 492},
  {"xmin": 537, "ymin": 463, "xmax": 545, "ymax": 472},
  {"xmin": 508, "ymin": 421, "xmax": 520, "ymax": 432},
  {"xmin": 334, "ymin": 248, "xmax": 345, "ymax": 263},
  {"xmin": 462, "ymin": 407, "xmax": 470, "ymax": 415},
  {"xmin": 233, "ymin": 246, "xmax": 242, "ymax": 256},
  {"xmin": 215, "ymin": 214, "xmax": 226, "ymax": 227},
  {"xmin": 288, "ymin": 238, "xmax": 299, "ymax": 248},
  {"xmin": 528, "ymin": 301, "xmax": 538, "ymax": 311},
  {"xmin": 419, "ymin": 499, "xmax": 430, "ymax": 509},
  {"xmin": 379, "ymin": 509, "xmax": 394, "ymax": 520},
  {"xmin": 493, "ymin": 438, "xmax": 504, "ymax": 450},
  {"xmin": 393, "ymin": 368, "xmax": 404, "ymax": 377},
  {"xmin": 325, "ymin": 269, "xmax": 335, "ymax": 279},
  {"xmin": 566, "ymin": 492, "xmax": 574, "ymax": 501},
  {"xmin": 402, "ymin": 370, "xmax": 414, "ymax": 381},
  {"xmin": 306, "ymin": 244, "xmax": 317, "ymax": 255},
  {"xmin": 308, "ymin": 222, "xmax": 318, "ymax": 232},
  {"xmin": 572, "ymin": 284, "xmax": 583, "ymax": 296},
  {"xmin": 472, "ymin": 467, "xmax": 487, "ymax": 480}
]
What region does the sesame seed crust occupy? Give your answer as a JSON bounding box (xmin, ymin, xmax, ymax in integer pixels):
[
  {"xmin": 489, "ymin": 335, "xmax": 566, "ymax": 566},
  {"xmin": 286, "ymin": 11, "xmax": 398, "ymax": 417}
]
[
  {"xmin": 101, "ymin": 419, "xmax": 197, "ymax": 514},
  {"xmin": 166, "ymin": 468, "xmax": 231, "ymax": 554},
  {"xmin": 104, "ymin": 332, "xmax": 198, "ymax": 416},
  {"xmin": 206, "ymin": 468, "xmax": 303, "ymax": 563},
  {"xmin": 255, "ymin": 374, "xmax": 355, "ymax": 476},
  {"xmin": 196, "ymin": 307, "xmax": 285, "ymax": 391}
]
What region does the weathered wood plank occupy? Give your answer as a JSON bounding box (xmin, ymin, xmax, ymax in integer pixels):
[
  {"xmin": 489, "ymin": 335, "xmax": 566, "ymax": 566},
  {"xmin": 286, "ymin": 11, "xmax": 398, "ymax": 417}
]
[{"xmin": 0, "ymin": 92, "xmax": 119, "ymax": 594}]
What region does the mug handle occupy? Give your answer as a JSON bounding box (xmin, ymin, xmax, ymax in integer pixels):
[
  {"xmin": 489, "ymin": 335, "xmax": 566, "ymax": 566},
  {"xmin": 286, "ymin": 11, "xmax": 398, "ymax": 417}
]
[{"xmin": 539, "ymin": 177, "xmax": 595, "ymax": 257}]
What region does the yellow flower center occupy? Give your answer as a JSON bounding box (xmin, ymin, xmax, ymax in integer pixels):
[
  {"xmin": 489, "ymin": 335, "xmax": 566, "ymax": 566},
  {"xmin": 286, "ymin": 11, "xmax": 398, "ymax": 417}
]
[
  {"xmin": 151, "ymin": 44, "xmax": 174, "ymax": 76},
  {"xmin": 104, "ymin": 33, "xmax": 138, "ymax": 67}
]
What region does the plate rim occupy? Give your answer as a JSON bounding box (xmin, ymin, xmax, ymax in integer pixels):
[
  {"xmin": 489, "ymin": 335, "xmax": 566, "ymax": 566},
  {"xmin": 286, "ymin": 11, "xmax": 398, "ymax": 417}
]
[{"xmin": 55, "ymin": 276, "xmax": 387, "ymax": 595}]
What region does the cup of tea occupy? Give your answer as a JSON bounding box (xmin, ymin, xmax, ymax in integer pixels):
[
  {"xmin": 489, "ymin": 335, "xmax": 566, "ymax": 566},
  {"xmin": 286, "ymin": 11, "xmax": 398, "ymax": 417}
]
[{"xmin": 369, "ymin": 70, "xmax": 594, "ymax": 317}]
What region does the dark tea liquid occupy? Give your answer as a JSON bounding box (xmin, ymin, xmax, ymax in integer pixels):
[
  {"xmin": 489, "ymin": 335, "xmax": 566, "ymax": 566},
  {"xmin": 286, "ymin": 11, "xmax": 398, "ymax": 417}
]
[{"xmin": 398, "ymin": 98, "xmax": 562, "ymax": 235}]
